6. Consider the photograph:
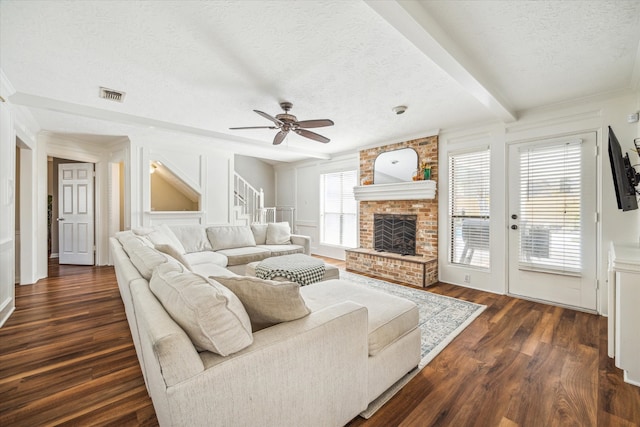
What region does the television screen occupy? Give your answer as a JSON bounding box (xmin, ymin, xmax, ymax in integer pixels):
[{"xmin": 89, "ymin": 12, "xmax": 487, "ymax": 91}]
[{"xmin": 608, "ymin": 126, "xmax": 638, "ymax": 211}]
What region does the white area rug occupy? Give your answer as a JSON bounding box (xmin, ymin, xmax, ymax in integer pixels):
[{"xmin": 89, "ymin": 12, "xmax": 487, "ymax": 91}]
[{"xmin": 339, "ymin": 271, "xmax": 486, "ymax": 418}]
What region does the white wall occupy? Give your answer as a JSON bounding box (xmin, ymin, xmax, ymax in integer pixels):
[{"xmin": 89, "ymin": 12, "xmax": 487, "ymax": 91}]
[
  {"xmin": 0, "ymin": 70, "xmax": 40, "ymax": 327},
  {"xmin": 275, "ymin": 154, "xmax": 359, "ymax": 259},
  {"xmin": 438, "ymin": 92, "xmax": 640, "ymax": 315},
  {"xmin": 234, "ymin": 155, "xmax": 276, "ymax": 207},
  {"xmin": 129, "ymin": 134, "xmax": 234, "ymax": 228}
]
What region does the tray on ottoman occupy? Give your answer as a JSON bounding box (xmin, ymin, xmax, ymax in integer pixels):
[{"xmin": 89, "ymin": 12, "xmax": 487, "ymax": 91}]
[{"xmin": 246, "ymin": 254, "xmax": 339, "ymax": 285}]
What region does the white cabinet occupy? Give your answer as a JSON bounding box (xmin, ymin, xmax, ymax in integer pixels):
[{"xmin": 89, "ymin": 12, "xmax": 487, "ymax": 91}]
[{"xmin": 608, "ymin": 243, "xmax": 640, "ymax": 387}]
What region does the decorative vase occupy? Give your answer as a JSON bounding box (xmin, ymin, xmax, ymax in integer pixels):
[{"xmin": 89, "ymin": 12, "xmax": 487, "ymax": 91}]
[{"xmin": 423, "ymin": 168, "xmax": 431, "ymax": 180}]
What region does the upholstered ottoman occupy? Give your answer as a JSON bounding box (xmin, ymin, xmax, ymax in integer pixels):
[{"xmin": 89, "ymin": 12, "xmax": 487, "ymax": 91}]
[{"xmin": 245, "ymin": 255, "xmax": 340, "ymax": 283}]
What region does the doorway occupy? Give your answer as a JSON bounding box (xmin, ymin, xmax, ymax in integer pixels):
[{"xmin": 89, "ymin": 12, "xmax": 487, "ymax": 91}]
[
  {"xmin": 49, "ymin": 158, "xmax": 95, "ymax": 265},
  {"xmin": 507, "ymin": 132, "xmax": 598, "ymax": 311}
]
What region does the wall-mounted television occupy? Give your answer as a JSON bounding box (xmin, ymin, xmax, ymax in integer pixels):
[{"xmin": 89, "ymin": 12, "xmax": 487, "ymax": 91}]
[{"xmin": 608, "ymin": 126, "xmax": 639, "ymax": 211}]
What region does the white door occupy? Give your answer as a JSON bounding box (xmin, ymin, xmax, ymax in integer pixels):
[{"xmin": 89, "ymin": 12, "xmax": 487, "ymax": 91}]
[
  {"xmin": 58, "ymin": 163, "xmax": 95, "ymax": 265},
  {"xmin": 0, "ymin": 100, "xmax": 16, "ymax": 325},
  {"xmin": 508, "ymin": 132, "xmax": 597, "ymax": 310}
]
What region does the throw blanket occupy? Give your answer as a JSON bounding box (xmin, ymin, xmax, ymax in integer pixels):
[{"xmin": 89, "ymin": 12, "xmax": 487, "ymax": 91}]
[{"xmin": 255, "ymin": 254, "xmax": 325, "ymax": 286}]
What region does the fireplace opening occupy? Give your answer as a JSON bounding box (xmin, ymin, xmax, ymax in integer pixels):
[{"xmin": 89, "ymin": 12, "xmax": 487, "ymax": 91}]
[{"xmin": 374, "ymin": 214, "xmax": 417, "ymax": 256}]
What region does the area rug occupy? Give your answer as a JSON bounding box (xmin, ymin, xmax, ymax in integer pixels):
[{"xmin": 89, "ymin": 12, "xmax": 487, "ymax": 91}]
[{"xmin": 339, "ymin": 271, "xmax": 486, "ymax": 418}]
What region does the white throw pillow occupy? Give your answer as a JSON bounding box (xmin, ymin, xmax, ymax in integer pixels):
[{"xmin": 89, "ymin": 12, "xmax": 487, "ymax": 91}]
[
  {"xmin": 266, "ymin": 222, "xmax": 291, "ymax": 245},
  {"xmin": 150, "ymin": 263, "xmax": 253, "ymax": 356},
  {"xmin": 251, "ymin": 223, "xmax": 268, "ymax": 245},
  {"xmin": 212, "ymin": 275, "xmax": 310, "ymax": 330},
  {"xmin": 134, "ymin": 224, "xmax": 186, "ymax": 254},
  {"xmin": 120, "ymin": 236, "xmax": 168, "ymax": 279},
  {"xmin": 169, "ymin": 225, "xmax": 213, "ymax": 253},
  {"xmin": 207, "ymin": 226, "xmax": 257, "ymax": 251},
  {"xmin": 155, "ymin": 244, "xmax": 193, "ymax": 271}
]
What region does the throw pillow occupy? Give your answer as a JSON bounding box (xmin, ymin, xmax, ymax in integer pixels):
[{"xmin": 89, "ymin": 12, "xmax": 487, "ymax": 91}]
[
  {"xmin": 251, "ymin": 223, "xmax": 268, "ymax": 245},
  {"xmin": 169, "ymin": 225, "xmax": 213, "ymax": 253},
  {"xmin": 207, "ymin": 226, "xmax": 257, "ymax": 251},
  {"xmin": 212, "ymin": 275, "xmax": 310, "ymax": 330},
  {"xmin": 266, "ymin": 222, "xmax": 291, "ymax": 245},
  {"xmin": 150, "ymin": 263, "xmax": 253, "ymax": 356},
  {"xmin": 120, "ymin": 236, "xmax": 168, "ymax": 279},
  {"xmin": 155, "ymin": 244, "xmax": 193, "ymax": 271},
  {"xmin": 134, "ymin": 224, "xmax": 187, "ymax": 254}
]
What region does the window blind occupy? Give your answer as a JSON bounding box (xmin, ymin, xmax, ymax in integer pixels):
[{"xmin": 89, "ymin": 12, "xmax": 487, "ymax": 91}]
[
  {"xmin": 449, "ymin": 148, "xmax": 491, "ymax": 268},
  {"xmin": 518, "ymin": 141, "xmax": 582, "ymax": 275},
  {"xmin": 320, "ymin": 170, "xmax": 357, "ymax": 247}
]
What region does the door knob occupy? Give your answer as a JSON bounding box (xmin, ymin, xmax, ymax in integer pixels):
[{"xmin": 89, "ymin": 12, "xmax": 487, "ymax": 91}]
[
  {"xmin": 511, "ymin": 214, "xmax": 518, "ymax": 219},
  {"xmin": 511, "ymin": 224, "xmax": 518, "ymax": 230},
  {"xmin": 57, "ymin": 218, "xmax": 65, "ymax": 221}
]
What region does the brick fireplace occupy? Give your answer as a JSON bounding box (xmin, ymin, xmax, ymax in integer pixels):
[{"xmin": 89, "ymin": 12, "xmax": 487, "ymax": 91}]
[{"xmin": 346, "ymin": 135, "xmax": 438, "ymax": 287}]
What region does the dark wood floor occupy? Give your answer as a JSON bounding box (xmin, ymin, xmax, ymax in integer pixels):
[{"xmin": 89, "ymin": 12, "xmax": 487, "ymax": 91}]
[{"xmin": 1, "ymin": 259, "xmax": 639, "ymax": 426}]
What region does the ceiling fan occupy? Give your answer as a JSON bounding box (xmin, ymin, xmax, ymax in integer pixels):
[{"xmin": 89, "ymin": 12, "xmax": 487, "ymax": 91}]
[{"xmin": 230, "ymin": 102, "xmax": 334, "ymax": 145}]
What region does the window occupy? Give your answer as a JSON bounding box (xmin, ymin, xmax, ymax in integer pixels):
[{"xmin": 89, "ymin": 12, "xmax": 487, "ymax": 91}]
[
  {"xmin": 518, "ymin": 141, "xmax": 581, "ymax": 275},
  {"xmin": 449, "ymin": 148, "xmax": 491, "ymax": 268},
  {"xmin": 320, "ymin": 170, "xmax": 357, "ymax": 247}
]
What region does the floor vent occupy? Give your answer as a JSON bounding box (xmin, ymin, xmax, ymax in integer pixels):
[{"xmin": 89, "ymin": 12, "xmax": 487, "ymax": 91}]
[{"xmin": 99, "ymin": 87, "xmax": 125, "ymax": 103}]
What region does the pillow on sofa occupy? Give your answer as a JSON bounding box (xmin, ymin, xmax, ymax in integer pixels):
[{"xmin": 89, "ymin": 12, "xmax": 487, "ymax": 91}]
[
  {"xmin": 169, "ymin": 225, "xmax": 213, "ymax": 253},
  {"xmin": 150, "ymin": 263, "xmax": 253, "ymax": 356},
  {"xmin": 212, "ymin": 275, "xmax": 310, "ymax": 330},
  {"xmin": 120, "ymin": 236, "xmax": 168, "ymax": 280},
  {"xmin": 155, "ymin": 244, "xmax": 193, "ymax": 271},
  {"xmin": 134, "ymin": 224, "xmax": 186, "ymax": 254},
  {"xmin": 251, "ymin": 224, "xmax": 268, "ymax": 245},
  {"xmin": 266, "ymin": 222, "xmax": 291, "ymax": 245},
  {"xmin": 207, "ymin": 226, "xmax": 256, "ymax": 251}
]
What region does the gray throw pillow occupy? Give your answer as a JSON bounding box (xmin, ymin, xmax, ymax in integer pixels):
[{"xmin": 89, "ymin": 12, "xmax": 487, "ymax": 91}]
[{"xmin": 212, "ymin": 275, "xmax": 310, "ymax": 330}]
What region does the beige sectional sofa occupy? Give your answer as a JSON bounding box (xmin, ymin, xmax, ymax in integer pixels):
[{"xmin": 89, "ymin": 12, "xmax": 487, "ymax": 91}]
[{"xmin": 110, "ymin": 223, "xmax": 421, "ymax": 427}]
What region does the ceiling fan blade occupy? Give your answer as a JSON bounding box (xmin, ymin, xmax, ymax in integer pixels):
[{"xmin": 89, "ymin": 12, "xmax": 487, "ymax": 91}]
[
  {"xmin": 294, "ymin": 129, "xmax": 330, "ymax": 143},
  {"xmin": 273, "ymin": 130, "xmax": 289, "ymax": 145},
  {"xmin": 229, "ymin": 126, "xmax": 278, "ymax": 130},
  {"xmin": 254, "ymin": 110, "xmax": 283, "ymax": 126},
  {"xmin": 295, "ymin": 119, "xmax": 334, "ymax": 129}
]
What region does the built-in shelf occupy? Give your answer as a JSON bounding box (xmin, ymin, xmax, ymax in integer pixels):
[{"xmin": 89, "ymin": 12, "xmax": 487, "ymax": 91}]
[{"xmin": 353, "ymin": 180, "xmax": 436, "ymax": 201}]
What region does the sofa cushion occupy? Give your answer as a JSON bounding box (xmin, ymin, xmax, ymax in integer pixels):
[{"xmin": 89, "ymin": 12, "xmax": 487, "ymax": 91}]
[
  {"xmin": 155, "ymin": 244, "xmax": 193, "ymax": 270},
  {"xmin": 133, "ymin": 224, "xmax": 186, "ymax": 254},
  {"xmin": 251, "ymin": 224, "xmax": 268, "ymax": 245},
  {"xmin": 301, "ymin": 279, "xmax": 419, "ymax": 357},
  {"xmin": 184, "ymin": 251, "xmax": 228, "ymax": 267},
  {"xmin": 120, "ymin": 236, "xmax": 168, "ymax": 280},
  {"xmin": 207, "ymin": 226, "xmax": 257, "ymax": 251},
  {"xmin": 150, "ymin": 263, "xmax": 253, "ymax": 356},
  {"xmin": 257, "ymin": 244, "xmax": 305, "ymax": 257},
  {"xmin": 266, "ymin": 222, "xmax": 291, "ymax": 245},
  {"xmin": 216, "ymin": 247, "xmax": 271, "ymax": 266},
  {"xmin": 212, "ymin": 275, "xmax": 310, "ymax": 330},
  {"xmin": 169, "ymin": 225, "xmax": 214, "ymax": 253},
  {"xmin": 191, "ymin": 263, "xmax": 238, "ymax": 278}
]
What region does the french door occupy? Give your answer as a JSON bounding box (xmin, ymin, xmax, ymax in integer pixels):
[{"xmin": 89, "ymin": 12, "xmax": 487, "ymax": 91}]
[{"xmin": 507, "ymin": 132, "xmax": 597, "ymax": 310}]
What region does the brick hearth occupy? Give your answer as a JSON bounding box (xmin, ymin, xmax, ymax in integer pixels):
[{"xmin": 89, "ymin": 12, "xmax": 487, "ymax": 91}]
[{"xmin": 346, "ymin": 135, "xmax": 438, "ymax": 287}]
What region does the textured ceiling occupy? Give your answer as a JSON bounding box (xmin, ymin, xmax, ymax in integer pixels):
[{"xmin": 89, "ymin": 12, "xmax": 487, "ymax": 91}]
[{"xmin": 1, "ymin": 0, "xmax": 639, "ymax": 162}]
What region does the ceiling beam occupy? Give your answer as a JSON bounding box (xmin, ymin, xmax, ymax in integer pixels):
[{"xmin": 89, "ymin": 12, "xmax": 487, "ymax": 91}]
[
  {"xmin": 365, "ymin": 0, "xmax": 517, "ymax": 123},
  {"xmin": 9, "ymin": 92, "xmax": 331, "ymax": 161}
]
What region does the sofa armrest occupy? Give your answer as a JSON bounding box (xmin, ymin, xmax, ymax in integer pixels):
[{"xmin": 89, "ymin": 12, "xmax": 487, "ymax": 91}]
[
  {"xmin": 290, "ymin": 233, "xmax": 311, "ymax": 255},
  {"xmin": 164, "ymin": 302, "xmax": 369, "ymax": 427}
]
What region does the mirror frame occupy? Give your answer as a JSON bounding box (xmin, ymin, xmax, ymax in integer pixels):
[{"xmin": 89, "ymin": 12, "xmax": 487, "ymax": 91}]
[{"xmin": 373, "ymin": 147, "xmax": 419, "ymax": 184}]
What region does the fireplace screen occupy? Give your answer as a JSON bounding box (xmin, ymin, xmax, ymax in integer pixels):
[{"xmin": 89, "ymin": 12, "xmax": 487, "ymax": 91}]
[{"xmin": 374, "ymin": 214, "xmax": 417, "ymax": 256}]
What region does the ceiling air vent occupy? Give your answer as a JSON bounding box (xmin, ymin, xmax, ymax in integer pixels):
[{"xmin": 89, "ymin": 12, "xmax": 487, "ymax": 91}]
[{"xmin": 99, "ymin": 87, "xmax": 126, "ymax": 103}]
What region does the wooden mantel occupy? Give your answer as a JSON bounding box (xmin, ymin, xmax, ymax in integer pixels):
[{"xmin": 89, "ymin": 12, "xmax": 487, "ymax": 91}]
[{"xmin": 353, "ymin": 180, "xmax": 436, "ymax": 201}]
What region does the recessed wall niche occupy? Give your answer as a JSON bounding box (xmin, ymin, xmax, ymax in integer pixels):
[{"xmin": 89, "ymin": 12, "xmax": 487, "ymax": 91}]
[{"xmin": 149, "ymin": 161, "xmax": 200, "ymax": 211}]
